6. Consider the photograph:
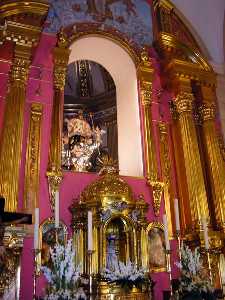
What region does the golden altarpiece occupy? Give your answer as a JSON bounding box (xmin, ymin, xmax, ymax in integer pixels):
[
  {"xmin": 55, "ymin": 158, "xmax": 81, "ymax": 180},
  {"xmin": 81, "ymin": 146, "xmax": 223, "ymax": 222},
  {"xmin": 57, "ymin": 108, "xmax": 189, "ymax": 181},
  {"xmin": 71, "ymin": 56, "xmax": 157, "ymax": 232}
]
[
  {"xmin": 70, "ymin": 161, "xmax": 153, "ymax": 299},
  {"xmin": 0, "ymin": 0, "xmax": 225, "ymax": 299}
]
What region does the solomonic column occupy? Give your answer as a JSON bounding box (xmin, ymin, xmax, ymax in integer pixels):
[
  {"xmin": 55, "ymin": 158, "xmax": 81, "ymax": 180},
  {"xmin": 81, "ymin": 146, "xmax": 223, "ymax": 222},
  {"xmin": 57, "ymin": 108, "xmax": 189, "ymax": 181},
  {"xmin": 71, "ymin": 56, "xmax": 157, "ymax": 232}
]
[
  {"xmin": 199, "ymin": 102, "xmax": 225, "ymax": 229},
  {"xmin": 0, "ymin": 22, "xmax": 42, "ymax": 211},
  {"xmin": 174, "ymin": 78, "xmax": 209, "ymax": 226},
  {"xmin": 47, "ymin": 30, "xmax": 70, "ymax": 210}
]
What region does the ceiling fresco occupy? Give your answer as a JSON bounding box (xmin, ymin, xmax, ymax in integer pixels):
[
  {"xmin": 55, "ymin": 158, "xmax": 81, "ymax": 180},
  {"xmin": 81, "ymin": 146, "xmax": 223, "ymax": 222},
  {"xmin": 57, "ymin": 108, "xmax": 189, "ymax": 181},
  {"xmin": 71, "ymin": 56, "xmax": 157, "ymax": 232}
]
[{"xmin": 44, "ymin": 0, "xmax": 153, "ymax": 47}]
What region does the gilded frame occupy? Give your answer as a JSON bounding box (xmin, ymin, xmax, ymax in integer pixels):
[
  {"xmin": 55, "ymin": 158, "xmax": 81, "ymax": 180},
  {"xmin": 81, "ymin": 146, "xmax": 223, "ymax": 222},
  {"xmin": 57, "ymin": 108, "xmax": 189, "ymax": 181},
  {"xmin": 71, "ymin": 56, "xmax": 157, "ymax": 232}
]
[
  {"xmin": 38, "ymin": 218, "xmax": 68, "ymax": 268},
  {"xmin": 146, "ymin": 222, "xmax": 167, "ymax": 273}
]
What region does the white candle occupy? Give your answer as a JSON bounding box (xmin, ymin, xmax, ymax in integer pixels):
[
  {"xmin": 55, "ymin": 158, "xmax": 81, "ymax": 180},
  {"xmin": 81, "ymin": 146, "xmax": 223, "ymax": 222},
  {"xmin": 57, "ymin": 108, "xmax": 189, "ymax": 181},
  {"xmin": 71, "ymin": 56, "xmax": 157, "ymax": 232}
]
[
  {"xmin": 34, "ymin": 208, "xmax": 39, "ymax": 250},
  {"xmin": 163, "ymin": 214, "xmax": 170, "ymax": 251},
  {"xmin": 88, "ymin": 211, "xmax": 93, "ymax": 251},
  {"xmin": 202, "ymin": 218, "xmax": 209, "ymax": 250},
  {"xmin": 55, "ymin": 191, "xmax": 59, "ymax": 228},
  {"xmin": 174, "ymin": 198, "xmax": 180, "ymax": 232}
]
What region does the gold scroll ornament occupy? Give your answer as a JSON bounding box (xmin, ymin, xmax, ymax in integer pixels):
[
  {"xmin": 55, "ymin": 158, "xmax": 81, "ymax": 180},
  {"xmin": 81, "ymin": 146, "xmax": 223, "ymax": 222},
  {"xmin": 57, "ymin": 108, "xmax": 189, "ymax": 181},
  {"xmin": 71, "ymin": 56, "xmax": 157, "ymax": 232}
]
[{"xmin": 24, "ymin": 103, "xmax": 43, "ymax": 214}]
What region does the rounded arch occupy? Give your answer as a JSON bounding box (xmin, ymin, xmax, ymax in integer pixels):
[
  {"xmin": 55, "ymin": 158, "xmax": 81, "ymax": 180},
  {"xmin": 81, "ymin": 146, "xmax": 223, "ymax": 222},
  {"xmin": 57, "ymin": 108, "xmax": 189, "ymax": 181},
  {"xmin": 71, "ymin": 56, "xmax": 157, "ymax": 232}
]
[{"xmin": 69, "ymin": 36, "xmax": 143, "ymax": 177}]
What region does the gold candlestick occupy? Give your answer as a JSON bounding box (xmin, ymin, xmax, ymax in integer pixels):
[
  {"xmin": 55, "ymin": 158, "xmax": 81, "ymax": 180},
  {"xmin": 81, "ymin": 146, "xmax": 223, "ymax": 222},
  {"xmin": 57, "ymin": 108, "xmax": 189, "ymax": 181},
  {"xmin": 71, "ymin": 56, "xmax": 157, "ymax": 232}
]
[
  {"xmin": 176, "ymin": 230, "xmax": 182, "ymax": 261},
  {"xmin": 87, "ymin": 250, "xmax": 95, "ymax": 299},
  {"xmin": 33, "ymin": 249, "xmax": 41, "ymax": 300},
  {"xmin": 206, "ymin": 249, "xmax": 213, "ymax": 285}
]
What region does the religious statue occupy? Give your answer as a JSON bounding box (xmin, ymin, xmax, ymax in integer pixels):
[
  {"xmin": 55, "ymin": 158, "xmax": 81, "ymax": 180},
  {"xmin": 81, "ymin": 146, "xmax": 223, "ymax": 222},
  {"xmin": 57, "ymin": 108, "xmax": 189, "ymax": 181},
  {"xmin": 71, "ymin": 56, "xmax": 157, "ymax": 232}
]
[
  {"xmin": 62, "ymin": 111, "xmax": 105, "ymax": 172},
  {"xmin": 148, "ymin": 227, "xmax": 166, "ymax": 270},
  {"xmin": 106, "ymin": 233, "xmax": 119, "ymax": 270}
]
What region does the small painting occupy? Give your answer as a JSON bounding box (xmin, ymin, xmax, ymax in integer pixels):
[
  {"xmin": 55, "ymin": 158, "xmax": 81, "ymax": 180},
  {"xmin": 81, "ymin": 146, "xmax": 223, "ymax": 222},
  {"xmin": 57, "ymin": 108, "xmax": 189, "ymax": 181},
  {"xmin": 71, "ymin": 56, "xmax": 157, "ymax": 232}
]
[
  {"xmin": 40, "ymin": 219, "xmax": 68, "ymax": 266},
  {"xmin": 148, "ymin": 226, "xmax": 166, "ymax": 272}
]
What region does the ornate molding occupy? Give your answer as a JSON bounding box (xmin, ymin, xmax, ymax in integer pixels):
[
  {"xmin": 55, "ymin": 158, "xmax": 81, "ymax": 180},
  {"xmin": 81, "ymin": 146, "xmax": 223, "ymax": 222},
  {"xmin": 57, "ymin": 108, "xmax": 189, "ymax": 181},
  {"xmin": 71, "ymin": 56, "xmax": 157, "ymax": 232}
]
[
  {"xmin": 24, "ymin": 103, "xmax": 43, "ymax": 212},
  {"xmin": 0, "ymin": 1, "xmax": 49, "ymax": 23},
  {"xmin": 53, "ymin": 65, "xmax": 67, "ymax": 91},
  {"xmin": 0, "ymin": 226, "xmax": 26, "ymax": 297},
  {"xmin": 146, "ymin": 221, "xmax": 164, "ymax": 233},
  {"xmin": 175, "ymin": 92, "xmax": 194, "ymax": 114},
  {"xmin": 69, "ymin": 30, "xmax": 140, "ymax": 67},
  {"xmin": 148, "ymin": 181, "xmax": 164, "ymax": 216},
  {"xmin": 199, "ymin": 103, "xmax": 216, "ymax": 122},
  {"xmin": 53, "ymin": 29, "xmax": 71, "ymax": 91},
  {"xmin": 46, "ymin": 169, "xmax": 63, "ymax": 212},
  {"xmin": 137, "ymin": 49, "xmax": 154, "ymax": 107},
  {"xmin": 4, "ymin": 20, "xmax": 41, "ymax": 47},
  {"xmin": 140, "ymin": 82, "xmax": 153, "ymax": 106},
  {"xmin": 169, "ymin": 59, "xmax": 216, "ymax": 87},
  {"xmin": 10, "ymin": 55, "xmax": 30, "ymax": 84}
]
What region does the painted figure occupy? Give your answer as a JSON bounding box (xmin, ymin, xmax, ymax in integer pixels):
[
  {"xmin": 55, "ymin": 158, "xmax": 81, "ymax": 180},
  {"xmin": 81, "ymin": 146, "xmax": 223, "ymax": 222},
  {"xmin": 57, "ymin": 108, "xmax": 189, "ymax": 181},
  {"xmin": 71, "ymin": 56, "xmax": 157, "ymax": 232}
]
[
  {"xmin": 148, "ymin": 228, "xmax": 166, "ymax": 269},
  {"xmin": 86, "ymin": 0, "xmax": 137, "ymax": 19},
  {"xmin": 106, "ymin": 234, "xmax": 118, "ymax": 270}
]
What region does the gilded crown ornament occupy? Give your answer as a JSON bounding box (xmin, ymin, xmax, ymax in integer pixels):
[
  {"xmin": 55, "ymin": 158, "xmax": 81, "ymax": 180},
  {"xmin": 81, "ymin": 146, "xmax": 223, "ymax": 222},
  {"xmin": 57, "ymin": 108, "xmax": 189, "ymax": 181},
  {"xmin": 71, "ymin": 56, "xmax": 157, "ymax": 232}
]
[{"xmin": 98, "ymin": 154, "xmax": 119, "ymax": 175}]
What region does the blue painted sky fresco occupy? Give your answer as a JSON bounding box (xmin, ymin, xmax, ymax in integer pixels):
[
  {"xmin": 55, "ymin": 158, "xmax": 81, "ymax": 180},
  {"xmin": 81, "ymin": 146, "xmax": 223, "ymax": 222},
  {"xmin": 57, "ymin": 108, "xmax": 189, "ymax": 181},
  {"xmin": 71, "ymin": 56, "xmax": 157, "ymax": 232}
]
[{"xmin": 44, "ymin": 0, "xmax": 153, "ymax": 46}]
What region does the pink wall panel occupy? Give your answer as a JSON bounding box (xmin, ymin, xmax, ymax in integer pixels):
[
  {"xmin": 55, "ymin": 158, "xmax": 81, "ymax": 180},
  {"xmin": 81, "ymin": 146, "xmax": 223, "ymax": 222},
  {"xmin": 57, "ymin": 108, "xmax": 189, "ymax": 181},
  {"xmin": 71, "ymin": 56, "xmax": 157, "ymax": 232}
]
[{"xmin": 17, "ymin": 33, "xmax": 179, "ymax": 299}]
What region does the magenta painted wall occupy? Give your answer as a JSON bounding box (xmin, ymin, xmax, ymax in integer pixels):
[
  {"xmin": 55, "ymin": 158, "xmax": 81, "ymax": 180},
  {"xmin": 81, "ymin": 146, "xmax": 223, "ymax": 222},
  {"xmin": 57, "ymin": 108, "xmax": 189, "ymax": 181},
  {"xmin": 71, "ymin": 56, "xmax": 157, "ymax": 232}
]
[{"xmin": 0, "ymin": 32, "xmax": 179, "ymax": 299}]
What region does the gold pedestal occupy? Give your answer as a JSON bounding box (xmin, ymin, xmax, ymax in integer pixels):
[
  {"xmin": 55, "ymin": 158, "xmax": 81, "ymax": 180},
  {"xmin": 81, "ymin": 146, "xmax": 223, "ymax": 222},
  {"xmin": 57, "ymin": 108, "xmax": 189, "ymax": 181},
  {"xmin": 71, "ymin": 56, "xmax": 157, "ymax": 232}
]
[{"xmin": 97, "ymin": 282, "xmax": 151, "ymax": 300}]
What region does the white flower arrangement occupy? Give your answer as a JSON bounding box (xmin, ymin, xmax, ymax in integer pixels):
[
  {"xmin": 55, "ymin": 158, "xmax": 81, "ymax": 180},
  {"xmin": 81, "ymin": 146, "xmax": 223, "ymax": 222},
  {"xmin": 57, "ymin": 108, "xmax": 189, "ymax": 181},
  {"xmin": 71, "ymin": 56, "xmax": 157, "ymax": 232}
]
[
  {"xmin": 176, "ymin": 244, "xmax": 214, "ymax": 296},
  {"xmin": 41, "ymin": 239, "xmax": 86, "ymax": 300},
  {"xmin": 101, "ymin": 260, "xmax": 150, "ymax": 292}
]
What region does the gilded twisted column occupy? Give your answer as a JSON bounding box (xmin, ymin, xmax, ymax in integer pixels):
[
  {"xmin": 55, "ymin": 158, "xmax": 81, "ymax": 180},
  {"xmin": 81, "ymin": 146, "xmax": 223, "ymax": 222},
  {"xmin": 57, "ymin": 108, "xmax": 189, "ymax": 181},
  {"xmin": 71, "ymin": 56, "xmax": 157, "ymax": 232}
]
[
  {"xmin": 47, "ymin": 30, "xmax": 70, "ymax": 209},
  {"xmin": 199, "ymin": 103, "xmax": 225, "ymax": 229},
  {"xmin": 137, "ymin": 50, "xmax": 164, "ymax": 215},
  {"xmin": 174, "ymin": 80, "xmax": 209, "ymax": 225},
  {"xmin": 0, "ymin": 22, "xmax": 41, "ymax": 211}
]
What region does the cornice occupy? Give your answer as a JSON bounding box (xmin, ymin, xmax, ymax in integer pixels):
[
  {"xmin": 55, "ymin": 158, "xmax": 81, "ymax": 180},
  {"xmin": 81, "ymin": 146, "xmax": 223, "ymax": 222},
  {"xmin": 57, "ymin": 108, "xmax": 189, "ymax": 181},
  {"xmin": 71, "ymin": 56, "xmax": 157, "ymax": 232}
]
[
  {"xmin": 157, "ymin": 32, "xmax": 212, "ymax": 72},
  {"xmin": 168, "ymin": 59, "xmax": 216, "ymax": 87},
  {"xmin": 0, "ymin": 1, "xmax": 49, "ymax": 19}
]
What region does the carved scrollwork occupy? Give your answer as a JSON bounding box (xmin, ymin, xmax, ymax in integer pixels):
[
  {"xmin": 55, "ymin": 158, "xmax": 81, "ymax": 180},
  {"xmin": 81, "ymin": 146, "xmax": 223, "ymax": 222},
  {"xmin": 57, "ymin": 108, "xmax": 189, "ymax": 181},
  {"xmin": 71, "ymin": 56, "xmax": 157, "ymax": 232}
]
[
  {"xmin": 149, "ymin": 181, "xmax": 164, "ymax": 216},
  {"xmin": 24, "ymin": 103, "xmax": 43, "ymax": 212},
  {"xmin": 0, "ymin": 226, "xmax": 26, "ymax": 298},
  {"xmin": 46, "ymin": 169, "xmax": 63, "ymax": 212},
  {"xmin": 53, "ymin": 66, "xmax": 67, "ymax": 90}
]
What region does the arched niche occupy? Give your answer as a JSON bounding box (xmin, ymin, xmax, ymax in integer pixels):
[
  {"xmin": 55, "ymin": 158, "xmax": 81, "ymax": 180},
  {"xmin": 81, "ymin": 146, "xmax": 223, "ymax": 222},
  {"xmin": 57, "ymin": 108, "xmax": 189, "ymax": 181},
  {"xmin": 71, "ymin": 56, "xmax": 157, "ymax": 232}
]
[{"xmin": 69, "ymin": 36, "xmax": 143, "ymax": 177}]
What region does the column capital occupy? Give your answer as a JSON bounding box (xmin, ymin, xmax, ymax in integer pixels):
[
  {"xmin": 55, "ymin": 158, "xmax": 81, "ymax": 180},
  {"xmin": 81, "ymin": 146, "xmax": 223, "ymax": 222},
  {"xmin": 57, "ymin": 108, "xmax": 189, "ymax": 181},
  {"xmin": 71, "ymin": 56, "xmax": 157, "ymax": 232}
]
[
  {"xmin": 175, "ymin": 91, "xmax": 194, "ymax": 114},
  {"xmin": 10, "ymin": 54, "xmax": 30, "ymax": 85},
  {"xmin": 199, "ymin": 103, "xmax": 216, "ymax": 122},
  {"xmin": 137, "ymin": 51, "xmax": 154, "ymax": 106},
  {"xmin": 4, "ymin": 20, "xmax": 42, "ymax": 48},
  {"xmin": 140, "ymin": 81, "xmax": 153, "ymax": 106}
]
